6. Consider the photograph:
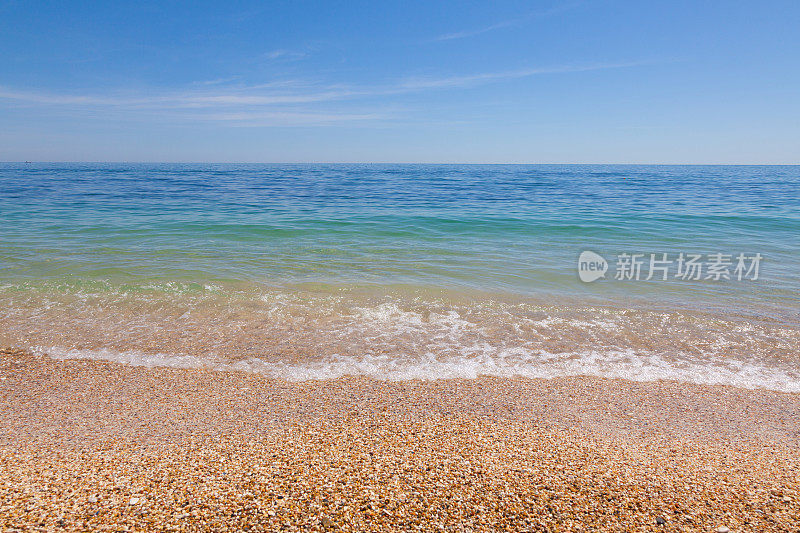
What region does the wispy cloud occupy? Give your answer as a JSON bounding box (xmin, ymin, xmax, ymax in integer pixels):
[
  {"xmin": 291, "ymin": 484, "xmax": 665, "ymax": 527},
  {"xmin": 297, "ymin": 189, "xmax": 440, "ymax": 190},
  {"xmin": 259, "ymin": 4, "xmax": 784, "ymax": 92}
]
[
  {"xmin": 199, "ymin": 110, "xmax": 389, "ymax": 127},
  {"xmin": 435, "ymin": 20, "xmax": 519, "ymax": 42},
  {"xmin": 0, "ymin": 58, "xmax": 649, "ymax": 126},
  {"xmin": 264, "ymin": 49, "xmax": 308, "ymax": 61},
  {"xmin": 1, "ymin": 60, "xmax": 641, "ymax": 107},
  {"xmin": 177, "ymin": 90, "xmax": 355, "ymax": 107},
  {"xmin": 399, "ymin": 61, "xmax": 648, "ymax": 89},
  {"xmin": 0, "ymin": 86, "xmax": 382, "ymax": 127},
  {"xmin": 434, "ymin": 2, "xmax": 584, "ymax": 41},
  {"xmin": 0, "ymin": 89, "xmax": 153, "ymax": 106},
  {"xmin": 192, "ymin": 77, "xmax": 241, "ymax": 86},
  {"xmin": 0, "ymin": 87, "xmax": 354, "ymax": 108}
]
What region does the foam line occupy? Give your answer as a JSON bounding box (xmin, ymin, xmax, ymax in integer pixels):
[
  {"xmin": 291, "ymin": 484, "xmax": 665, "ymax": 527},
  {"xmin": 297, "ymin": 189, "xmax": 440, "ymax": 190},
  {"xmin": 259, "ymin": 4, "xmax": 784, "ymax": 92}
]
[{"xmin": 35, "ymin": 345, "xmax": 800, "ymax": 393}]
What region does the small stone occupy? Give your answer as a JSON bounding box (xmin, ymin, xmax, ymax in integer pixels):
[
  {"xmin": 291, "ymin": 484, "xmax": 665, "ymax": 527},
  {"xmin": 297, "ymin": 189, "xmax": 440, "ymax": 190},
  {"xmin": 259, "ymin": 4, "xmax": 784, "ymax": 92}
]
[
  {"xmin": 782, "ymin": 495, "xmax": 791, "ymax": 502},
  {"xmin": 715, "ymin": 527, "xmax": 730, "ymax": 533},
  {"xmin": 266, "ymin": 510, "xmax": 276, "ymax": 517},
  {"xmin": 656, "ymin": 516, "xmax": 666, "ymax": 525},
  {"xmin": 321, "ymin": 516, "xmax": 334, "ymax": 528},
  {"xmin": 129, "ymin": 497, "xmax": 140, "ymax": 505},
  {"xmin": 87, "ymin": 495, "xmax": 98, "ymax": 504}
]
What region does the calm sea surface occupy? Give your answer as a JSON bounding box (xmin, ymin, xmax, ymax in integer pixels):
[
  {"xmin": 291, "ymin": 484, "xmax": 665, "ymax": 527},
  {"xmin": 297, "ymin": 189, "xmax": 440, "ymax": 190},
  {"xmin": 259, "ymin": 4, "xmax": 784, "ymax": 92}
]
[{"xmin": 1, "ymin": 163, "xmax": 798, "ymax": 390}]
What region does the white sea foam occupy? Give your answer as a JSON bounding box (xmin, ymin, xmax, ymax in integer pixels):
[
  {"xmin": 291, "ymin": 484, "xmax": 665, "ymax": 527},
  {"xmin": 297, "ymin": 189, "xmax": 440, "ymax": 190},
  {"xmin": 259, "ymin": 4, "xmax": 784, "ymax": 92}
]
[
  {"xmin": 9, "ymin": 289, "xmax": 800, "ymax": 394},
  {"xmin": 35, "ymin": 345, "xmax": 800, "ymax": 393}
]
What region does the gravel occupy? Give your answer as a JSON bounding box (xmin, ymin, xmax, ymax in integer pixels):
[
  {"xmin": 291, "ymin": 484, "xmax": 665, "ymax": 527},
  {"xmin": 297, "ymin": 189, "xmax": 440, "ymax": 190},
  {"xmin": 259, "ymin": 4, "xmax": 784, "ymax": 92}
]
[{"xmin": 1, "ymin": 347, "xmax": 799, "ymax": 531}]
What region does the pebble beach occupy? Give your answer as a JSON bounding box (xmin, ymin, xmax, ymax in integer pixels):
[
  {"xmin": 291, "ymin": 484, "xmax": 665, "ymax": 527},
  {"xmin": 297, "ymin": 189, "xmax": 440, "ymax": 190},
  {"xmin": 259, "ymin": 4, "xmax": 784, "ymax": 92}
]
[
  {"xmin": 1, "ymin": 346, "xmax": 799, "ymax": 532},
  {"xmin": 3, "ymin": 0, "xmax": 800, "ymax": 526}
]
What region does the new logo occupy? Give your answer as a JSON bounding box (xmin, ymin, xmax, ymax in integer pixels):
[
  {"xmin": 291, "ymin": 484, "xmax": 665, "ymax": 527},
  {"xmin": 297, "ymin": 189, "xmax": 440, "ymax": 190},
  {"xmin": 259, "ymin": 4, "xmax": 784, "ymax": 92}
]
[{"xmin": 578, "ymin": 251, "xmax": 608, "ymax": 283}]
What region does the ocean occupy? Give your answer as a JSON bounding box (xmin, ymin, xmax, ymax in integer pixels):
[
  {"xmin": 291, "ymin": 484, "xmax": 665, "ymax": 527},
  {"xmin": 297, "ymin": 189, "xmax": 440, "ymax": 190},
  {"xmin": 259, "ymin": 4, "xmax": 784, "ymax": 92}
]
[{"xmin": 1, "ymin": 163, "xmax": 798, "ymax": 390}]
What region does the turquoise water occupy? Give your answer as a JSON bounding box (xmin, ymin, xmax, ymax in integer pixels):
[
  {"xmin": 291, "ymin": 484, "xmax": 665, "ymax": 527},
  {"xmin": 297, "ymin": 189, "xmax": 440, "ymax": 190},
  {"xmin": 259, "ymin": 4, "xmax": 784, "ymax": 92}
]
[{"xmin": 1, "ymin": 163, "xmax": 799, "ymax": 389}]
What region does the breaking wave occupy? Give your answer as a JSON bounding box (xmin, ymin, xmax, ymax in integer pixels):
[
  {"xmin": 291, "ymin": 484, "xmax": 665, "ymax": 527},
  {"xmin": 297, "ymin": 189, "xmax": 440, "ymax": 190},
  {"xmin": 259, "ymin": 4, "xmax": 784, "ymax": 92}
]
[{"xmin": 35, "ymin": 342, "xmax": 800, "ymax": 393}]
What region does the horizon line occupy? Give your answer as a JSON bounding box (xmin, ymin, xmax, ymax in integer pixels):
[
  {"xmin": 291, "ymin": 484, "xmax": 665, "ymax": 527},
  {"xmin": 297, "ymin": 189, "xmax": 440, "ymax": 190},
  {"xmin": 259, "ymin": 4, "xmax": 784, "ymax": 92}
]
[{"xmin": 2, "ymin": 161, "xmax": 799, "ymax": 166}]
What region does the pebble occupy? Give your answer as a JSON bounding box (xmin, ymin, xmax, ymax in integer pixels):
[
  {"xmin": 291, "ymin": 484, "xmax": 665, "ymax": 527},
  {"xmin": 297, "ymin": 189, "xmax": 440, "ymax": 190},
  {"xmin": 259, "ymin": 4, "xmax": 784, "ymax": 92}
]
[{"xmin": 1, "ymin": 347, "xmax": 799, "ymax": 532}]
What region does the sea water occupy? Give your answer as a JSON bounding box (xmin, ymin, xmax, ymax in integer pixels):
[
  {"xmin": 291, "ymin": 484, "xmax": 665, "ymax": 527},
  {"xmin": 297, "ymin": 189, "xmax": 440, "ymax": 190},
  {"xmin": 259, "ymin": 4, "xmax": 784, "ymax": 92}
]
[{"xmin": 1, "ymin": 163, "xmax": 798, "ymax": 390}]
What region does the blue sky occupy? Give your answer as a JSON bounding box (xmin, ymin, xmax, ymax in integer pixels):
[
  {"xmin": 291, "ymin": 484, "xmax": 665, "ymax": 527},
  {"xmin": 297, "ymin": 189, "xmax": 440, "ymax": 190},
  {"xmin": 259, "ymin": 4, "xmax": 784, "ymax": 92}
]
[{"xmin": 0, "ymin": 0, "xmax": 798, "ymax": 163}]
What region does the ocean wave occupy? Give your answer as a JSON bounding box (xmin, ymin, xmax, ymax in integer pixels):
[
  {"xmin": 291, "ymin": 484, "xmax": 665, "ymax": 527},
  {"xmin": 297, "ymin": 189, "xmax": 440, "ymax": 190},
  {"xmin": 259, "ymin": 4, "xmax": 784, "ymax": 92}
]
[{"xmin": 35, "ymin": 345, "xmax": 800, "ymax": 393}]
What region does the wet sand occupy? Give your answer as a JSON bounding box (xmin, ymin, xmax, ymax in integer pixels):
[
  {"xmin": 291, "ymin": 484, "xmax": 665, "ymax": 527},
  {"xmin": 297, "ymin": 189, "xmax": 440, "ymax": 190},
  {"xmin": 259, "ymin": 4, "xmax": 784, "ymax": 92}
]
[{"xmin": 1, "ymin": 346, "xmax": 799, "ymax": 531}]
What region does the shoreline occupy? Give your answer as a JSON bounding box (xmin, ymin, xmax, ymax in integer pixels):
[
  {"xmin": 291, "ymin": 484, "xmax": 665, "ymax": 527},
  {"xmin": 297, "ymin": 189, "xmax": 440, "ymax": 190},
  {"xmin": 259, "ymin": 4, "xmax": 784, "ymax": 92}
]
[{"xmin": 2, "ymin": 347, "xmax": 799, "ymax": 531}]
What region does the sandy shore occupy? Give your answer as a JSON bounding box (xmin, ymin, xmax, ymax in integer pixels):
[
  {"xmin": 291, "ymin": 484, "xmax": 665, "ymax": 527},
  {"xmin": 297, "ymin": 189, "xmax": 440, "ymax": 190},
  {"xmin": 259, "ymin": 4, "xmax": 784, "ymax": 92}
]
[{"xmin": 1, "ymin": 347, "xmax": 799, "ymax": 532}]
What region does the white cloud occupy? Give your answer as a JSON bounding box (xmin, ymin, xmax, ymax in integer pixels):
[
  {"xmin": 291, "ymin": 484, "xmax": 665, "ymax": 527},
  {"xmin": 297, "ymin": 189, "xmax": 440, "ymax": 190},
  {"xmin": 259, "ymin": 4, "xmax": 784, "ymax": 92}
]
[
  {"xmin": 399, "ymin": 61, "xmax": 648, "ymax": 89},
  {"xmin": 0, "ymin": 59, "xmax": 649, "ymax": 127},
  {"xmin": 0, "ymin": 87, "xmax": 353, "ymax": 108},
  {"xmin": 434, "ymin": 2, "xmax": 585, "ymax": 42},
  {"xmin": 192, "ymin": 77, "xmax": 241, "ymax": 86},
  {"xmin": 264, "ymin": 49, "xmax": 308, "ymax": 61},
  {"xmin": 199, "ymin": 110, "xmax": 389, "ymax": 126},
  {"xmin": 435, "ymin": 20, "xmax": 518, "ymax": 41}
]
